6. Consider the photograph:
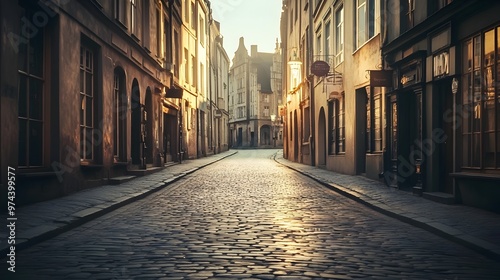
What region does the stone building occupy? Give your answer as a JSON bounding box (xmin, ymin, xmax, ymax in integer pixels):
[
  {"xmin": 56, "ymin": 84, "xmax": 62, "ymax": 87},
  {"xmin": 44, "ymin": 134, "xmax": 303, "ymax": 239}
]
[
  {"xmin": 382, "ymin": 0, "xmax": 500, "ymax": 212},
  {"xmin": 281, "ymin": 0, "xmax": 500, "ymax": 213},
  {"xmin": 281, "ymin": 0, "xmax": 385, "ymax": 174},
  {"xmin": 228, "ymin": 37, "xmax": 279, "ymax": 148},
  {"xmin": 0, "ymin": 0, "xmax": 229, "ymax": 206}
]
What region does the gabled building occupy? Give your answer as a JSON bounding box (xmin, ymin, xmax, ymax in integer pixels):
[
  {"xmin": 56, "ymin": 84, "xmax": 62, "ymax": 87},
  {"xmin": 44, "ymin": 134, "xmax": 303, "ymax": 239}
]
[{"xmin": 228, "ymin": 38, "xmax": 277, "ymax": 148}]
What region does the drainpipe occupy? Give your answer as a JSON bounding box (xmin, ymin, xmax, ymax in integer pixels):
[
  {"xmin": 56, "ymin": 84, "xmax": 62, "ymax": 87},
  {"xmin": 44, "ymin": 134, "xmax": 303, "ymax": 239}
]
[{"xmin": 309, "ymin": 0, "xmax": 315, "ymax": 166}]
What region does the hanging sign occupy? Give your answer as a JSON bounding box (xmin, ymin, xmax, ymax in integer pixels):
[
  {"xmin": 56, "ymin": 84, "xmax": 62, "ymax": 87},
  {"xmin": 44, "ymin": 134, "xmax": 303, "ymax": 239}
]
[
  {"xmin": 370, "ymin": 70, "xmax": 393, "ymax": 87},
  {"xmin": 311, "ymin": 60, "xmax": 330, "ymax": 77}
]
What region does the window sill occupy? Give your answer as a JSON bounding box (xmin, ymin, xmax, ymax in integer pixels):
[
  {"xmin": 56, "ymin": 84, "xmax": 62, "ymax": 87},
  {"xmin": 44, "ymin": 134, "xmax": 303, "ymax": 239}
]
[
  {"xmin": 352, "ymin": 33, "xmax": 380, "ymax": 55},
  {"xmin": 131, "ymin": 33, "xmax": 140, "ymax": 42},
  {"xmin": 115, "ymin": 19, "xmax": 128, "ymax": 30},
  {"xmin": 17, "ymin": 171, "xmax": 59, "ymax": 179},
  {"xmin": 328, "ymin": 153, "xmax": 346, "ymax": 157},
  {"xmin": 451, "ymin": 172, "xmax": 500, "ymax": 181},
  {"xmin": 80, "ymin": 163, "xmax": 103, "ymax": 169}
]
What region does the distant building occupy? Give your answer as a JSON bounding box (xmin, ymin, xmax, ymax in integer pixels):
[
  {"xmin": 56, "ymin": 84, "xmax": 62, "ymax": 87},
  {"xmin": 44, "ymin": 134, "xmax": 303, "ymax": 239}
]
[{"xmin": 228, "ymin": 37, "xmax": 280, "ymax": 148}]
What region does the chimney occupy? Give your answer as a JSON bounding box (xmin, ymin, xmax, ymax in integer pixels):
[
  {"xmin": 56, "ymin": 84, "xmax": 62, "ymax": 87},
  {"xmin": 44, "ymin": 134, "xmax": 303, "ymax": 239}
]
[{"xmin": 251, "ymin": 45, "xmax": 258, "ymax": 57}]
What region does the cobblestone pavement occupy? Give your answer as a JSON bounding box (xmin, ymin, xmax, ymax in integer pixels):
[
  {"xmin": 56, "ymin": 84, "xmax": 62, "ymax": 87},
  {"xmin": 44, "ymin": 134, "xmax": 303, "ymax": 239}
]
[{"xmin": 2, "ymin": 150, "xmax": 500, "ymax": 279}]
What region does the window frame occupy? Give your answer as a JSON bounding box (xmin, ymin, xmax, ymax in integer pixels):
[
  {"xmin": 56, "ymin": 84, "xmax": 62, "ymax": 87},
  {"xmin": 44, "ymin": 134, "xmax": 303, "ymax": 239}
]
[
  {"xmin": 114, "ymin": 0, "xmax": 128, "ymax": 27},
  {"xmin": 355, "ymin": 0, "xmax": 379, "ymax": 49},
  {"xmin": 335, "ymin": 4, "xmax": 344, "ymax": 65},
  {"xmin": 18, "ymin": 5, "xmax": 46, "ymax": 168},
  {"xmin": 80, "ymin": 44, "xmax": 97, "ymax": 162},
  {"xmin": 461, "ymin": 27, "xmax": 500, "ymax": 170}
]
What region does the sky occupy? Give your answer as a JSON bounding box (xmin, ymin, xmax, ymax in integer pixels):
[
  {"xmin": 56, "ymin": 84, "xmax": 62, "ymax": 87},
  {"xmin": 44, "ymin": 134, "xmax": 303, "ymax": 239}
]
[{"xmin": 211, "ymin": 0, "xmax": 282, "ymax": 61}]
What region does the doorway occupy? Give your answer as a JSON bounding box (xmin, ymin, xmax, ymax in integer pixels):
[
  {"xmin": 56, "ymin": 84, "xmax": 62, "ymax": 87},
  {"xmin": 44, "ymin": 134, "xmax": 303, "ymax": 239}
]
[
  {"xmin": 131, "ymin": 79, "xmax": 141, "ymax": 165},
  {"xmin": 318, "ymin": 108, "xmax": 327, "ymax": 166}
]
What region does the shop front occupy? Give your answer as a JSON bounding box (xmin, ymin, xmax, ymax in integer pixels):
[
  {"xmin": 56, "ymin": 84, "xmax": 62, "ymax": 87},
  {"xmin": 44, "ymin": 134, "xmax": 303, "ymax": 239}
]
[{"xmin": 385, "ymin": 51, "xmax": 426, "ymax": 191}]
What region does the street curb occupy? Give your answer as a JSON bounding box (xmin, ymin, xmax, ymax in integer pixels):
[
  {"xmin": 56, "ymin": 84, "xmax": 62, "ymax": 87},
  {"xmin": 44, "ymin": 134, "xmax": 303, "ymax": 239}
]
[
  {"xmin": 1, "ymin": 151, "xmax": 238, "ymax": 256},
  {"xmin": 273, "ymin": 153, "xmax": 500, "ymax": 261}
]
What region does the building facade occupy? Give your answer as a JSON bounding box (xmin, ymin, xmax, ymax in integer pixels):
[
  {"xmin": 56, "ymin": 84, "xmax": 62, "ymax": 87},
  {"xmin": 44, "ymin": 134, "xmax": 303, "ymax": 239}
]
[
  {"xmin": 382, "ymin": 0, "xmax": 500, "ymax": 212},
  {"xmin": 228, "ymin": 38, "xmax": 279, "ymax": 148},
  {"xmin": 282, "ymin": 0, "xmax": 385, "ymax": 174},
  {"xmin": 0, "ymin": 0, "xmax": 230, "ymax": 206},
  {"xmin": 208, "ymin": 19, "xmax": 230, "ymax": 153},
  {"xmin": 282, "ymin": 0, "xmax": 500, "ymax": 213}
]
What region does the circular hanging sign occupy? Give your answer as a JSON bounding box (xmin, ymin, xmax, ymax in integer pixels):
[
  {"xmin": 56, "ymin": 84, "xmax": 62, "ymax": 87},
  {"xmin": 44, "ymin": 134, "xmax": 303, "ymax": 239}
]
[{"xmin": 310, "ymin": 60, "xmax": 330, "ymax": 77}]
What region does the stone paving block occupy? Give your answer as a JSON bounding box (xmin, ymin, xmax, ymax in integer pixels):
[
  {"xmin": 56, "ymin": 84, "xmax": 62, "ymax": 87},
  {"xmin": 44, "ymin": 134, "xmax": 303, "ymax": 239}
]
[{"xmin": 71, "ymin": 207, "xmax": 103, "ymax": 219}]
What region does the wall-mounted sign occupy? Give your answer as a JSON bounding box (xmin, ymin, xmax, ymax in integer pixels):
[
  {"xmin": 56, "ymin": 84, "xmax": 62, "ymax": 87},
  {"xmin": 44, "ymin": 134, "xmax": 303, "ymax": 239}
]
[
  {"xmin": 433, "ymin": 51, "xmax": 449, "ymax": 77},
  {"xmin": 401, "ymin": 74, "xmax": 415, "ymax": 85},
  {"xmin": 311, "ymin": 60, "xmax": 330, "ymax": 77},
  {"xmin": 166, "ymin": 88, "xmax": 183, "ymax": 98},
  {"xmin": 370, "ymin": 70, "xmax": 393, "ymax": 87},
  {"xmin": 451, "ymin": 77, "xmax": 459, "ymax": 94}
]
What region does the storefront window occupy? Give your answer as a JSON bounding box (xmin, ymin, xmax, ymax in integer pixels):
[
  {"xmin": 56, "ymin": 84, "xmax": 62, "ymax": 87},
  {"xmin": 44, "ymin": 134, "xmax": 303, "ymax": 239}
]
[{"xmin": 461, "ymin": 28, "xmax": 500, "ymax": 170}]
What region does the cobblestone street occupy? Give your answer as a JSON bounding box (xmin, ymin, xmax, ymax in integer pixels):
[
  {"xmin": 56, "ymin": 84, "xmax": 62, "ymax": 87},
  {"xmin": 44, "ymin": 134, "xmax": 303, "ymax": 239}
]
[{"xmin": 3, "ymin": 150, "xmax": 500, "ymax": 279}]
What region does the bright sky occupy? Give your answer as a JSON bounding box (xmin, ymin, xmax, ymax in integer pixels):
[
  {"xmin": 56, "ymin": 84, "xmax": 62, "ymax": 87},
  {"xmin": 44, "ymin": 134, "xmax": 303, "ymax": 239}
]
[{"xmin": 211, "ymin": 0, "xmax": 282, "ymax": 60}]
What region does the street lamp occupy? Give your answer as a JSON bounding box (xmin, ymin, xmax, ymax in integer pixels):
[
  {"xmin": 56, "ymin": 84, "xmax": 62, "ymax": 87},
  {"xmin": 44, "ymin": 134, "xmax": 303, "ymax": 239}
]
[{"xmin": 271, "ymin": 114, "xmax": 276, "ymax": 147}]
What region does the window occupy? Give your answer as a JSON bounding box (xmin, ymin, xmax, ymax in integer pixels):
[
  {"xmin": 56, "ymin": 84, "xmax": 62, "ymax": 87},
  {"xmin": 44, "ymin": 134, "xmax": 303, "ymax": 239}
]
[
  {"xmin": 184, "ymin": 48, "xmax": 189, "ymax": 84},
  {"xmin": 199, "ymin": 15, "xmax": 205, "ymax": 44},
  {"xmin": 191, "ymin": 55, "xmax": 196, "ymax": 87},
  {"xmin": 80, "ymin": 43, "xmax": 98, "ymax": 161},
  {"xmin": 18, "ymin": 6, "xmax": 45, "ymax": 167},
  {"xmin": 402, "ymin": 0, "xmax": 415, "ymax": 32},
  {"xmin": 373, "ymin": 88, "xmax": 382, "ymax": 151},
  {"xmin": 174, "ymin": 30, "xmax": 180, "ymax": 76},
  {"xmin": 200, "ymin": 62, "xmax": 204, "ymax": 92},
  {"xmin": 113, "ymin": 69, "xmax": 127, "ymax": 162},
  {"xmin": 328, "ymin": 100, "xmax": 337, "ymax": 155},
  {"xmin": 114, "ymin": 0, "xmax": 128, "ymax": 26},
  {"xmin": 461, "ymin": 27, "xmax": 500, "ymax": 169},
  {"xmin": 303, "ymin": 107, "xmax": 310, "ymax": 142},
  {"xmin": 316, "ymin": 27, "xmax": 322, "ymax": 56},
  {"xmin": 191, "ymin": 2, "xmax": 196, "ymax": 30},
  {"xmin": 264, "ymin": 106, "xmax": 270, "ymax": 117},
  {"xmin": 295, "ymin": 0, "xmax": 298, "ymax": 22},
  {"xmin": 156, "ymin": 6, "xmax": 162, "ymax": 57},
  {"xmin": 184, "ymin": 0, "xmax": 189, "ymax": 23},
  {"xmin": 356, "ymin": 0, "xmax": 367, "ymax": 48},
  {"xmin": 335, "ymin": 5, "xmax": 344, "ymax": 65},
  {"xmin": 438, "ymin": 0, "xmax": 453, "ymax": 9},
  {"xmin": 131, "ymin": 0, "xmax": 138, "ymax": 36},
  {"xmin": 356, "ymin": 0, "xmax": 379, "ymax": 49},
  {"xmin": 325, "ymin": 20, "xmax": 331, "ymax": 61},
  {"xmin": 366, "ymin": 87, "xmax": 383, "ymax": 153},
  {"xmin": 328, "ymin": 97, "xmax": 345, "ymax": 154}
]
